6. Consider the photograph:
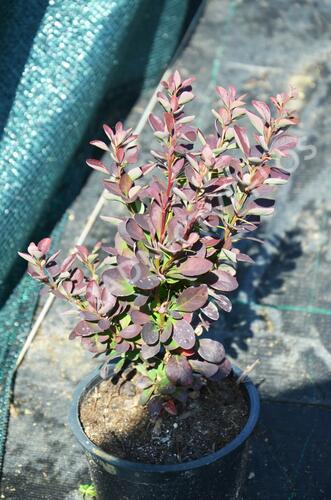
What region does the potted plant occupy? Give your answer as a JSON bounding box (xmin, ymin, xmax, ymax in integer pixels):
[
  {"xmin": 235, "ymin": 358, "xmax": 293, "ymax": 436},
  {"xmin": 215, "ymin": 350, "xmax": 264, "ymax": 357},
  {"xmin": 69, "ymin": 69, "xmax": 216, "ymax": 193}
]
[{"xmin": 19, "ymin": 71, "xmax": 298, "ymax": 499}]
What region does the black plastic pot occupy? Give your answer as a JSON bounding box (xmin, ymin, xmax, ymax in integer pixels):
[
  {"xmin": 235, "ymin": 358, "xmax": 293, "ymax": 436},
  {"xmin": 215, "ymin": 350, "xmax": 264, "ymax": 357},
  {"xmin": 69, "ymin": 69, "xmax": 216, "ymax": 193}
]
[{"xmin": 69, "ymin": 365, "xmax": 260, "ymax": 500}]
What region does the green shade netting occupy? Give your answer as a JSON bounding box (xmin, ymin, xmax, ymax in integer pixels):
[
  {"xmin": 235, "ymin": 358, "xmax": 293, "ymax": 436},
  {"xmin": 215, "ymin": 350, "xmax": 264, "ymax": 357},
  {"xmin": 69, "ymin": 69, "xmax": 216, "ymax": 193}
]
[{"xmin": 0, "ymin": 0, "xmax": 200, "ymax": 472}]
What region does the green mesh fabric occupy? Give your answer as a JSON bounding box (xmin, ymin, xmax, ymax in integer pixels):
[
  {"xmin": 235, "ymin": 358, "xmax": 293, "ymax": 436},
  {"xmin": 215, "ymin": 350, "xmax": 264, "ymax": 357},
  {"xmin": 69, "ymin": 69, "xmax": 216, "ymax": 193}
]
[{"xmin": 0, "ymin": 0, "xmax": 199, "ymax": 472}]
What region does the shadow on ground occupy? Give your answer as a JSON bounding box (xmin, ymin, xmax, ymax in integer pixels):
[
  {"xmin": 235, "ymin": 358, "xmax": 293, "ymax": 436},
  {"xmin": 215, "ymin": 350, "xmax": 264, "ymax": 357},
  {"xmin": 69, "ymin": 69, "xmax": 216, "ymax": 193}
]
[
  {"xmin": 215, "ymin": 229, "xmax": 303, "ymax": 359},
  {"xmin": 243, "ymin": 377, "xmax": 331, "ymax": 500}
]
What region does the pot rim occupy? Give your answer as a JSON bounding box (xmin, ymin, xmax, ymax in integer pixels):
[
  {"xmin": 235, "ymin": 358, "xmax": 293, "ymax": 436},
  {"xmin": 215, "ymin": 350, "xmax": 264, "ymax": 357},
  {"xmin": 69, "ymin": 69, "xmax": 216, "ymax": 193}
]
[{"xmin": 69, "ymin": 364, "xmax": 260, "ymax": 473}]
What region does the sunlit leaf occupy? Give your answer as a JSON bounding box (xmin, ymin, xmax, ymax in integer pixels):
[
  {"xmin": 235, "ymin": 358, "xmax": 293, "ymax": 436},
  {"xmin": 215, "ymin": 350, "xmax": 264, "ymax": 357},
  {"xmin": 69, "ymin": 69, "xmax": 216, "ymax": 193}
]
[
  {"xmin": 177, "ymin": 257, "xmax": 212, "ymax": 277},
  {"xmin": 173, "ymin": 319, "xmax": 196, "ymax": 349},
  {"xmin": 198, "ymin": 338, "xmax": 225, "ymax": 363},
  {"xmin": 176, "ymin": 285, "xmax": 208, "ymax": 312},
  {"xmin": 103, "ymin": 268, "xmax": 134, "ymax": 297}
]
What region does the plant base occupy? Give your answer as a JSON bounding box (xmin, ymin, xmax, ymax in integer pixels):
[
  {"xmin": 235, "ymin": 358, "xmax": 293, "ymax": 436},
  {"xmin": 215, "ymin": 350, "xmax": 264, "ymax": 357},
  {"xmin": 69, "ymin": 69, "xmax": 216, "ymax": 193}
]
[{"xmin": 69, "ymin": 365, "xmax": 260, "ymax": 500}]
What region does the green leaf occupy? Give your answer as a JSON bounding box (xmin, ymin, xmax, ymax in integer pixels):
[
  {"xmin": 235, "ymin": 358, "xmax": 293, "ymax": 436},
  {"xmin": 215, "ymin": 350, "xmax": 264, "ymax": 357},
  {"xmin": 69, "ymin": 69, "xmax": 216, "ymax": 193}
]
[
  {"xmin": 218, "ymin": 263, "xmax": 236, "ymax": 275},
  {"xmin": 265, "ymin": 177, "xmax": 288, "ymax": 185},
  {"xmin": 220, "ymin": 249, "xmax": 237, "ymax": 262},
  {"xmin": 165, "ymin": 277, "xmax": 181, "ymax": 284},
  {"xmin": 126, "ymin": 350, "xmax": 140, "ymax": 361},
  {"xmin": 139, "ymin": 386, "xmax": 154, "ymax": 405},
  {"xmin": 158, "ymin": 375, "xmax": 175, "ymax": 395},
  {"xmin": 119, "ymin": 314, "xmax": 131, "ymax": 329},
  {"xmin": 116, "ymin": 235, "xmax": 129, "ymax": 253},
  {"xmin": 114, "ymin": 357, "xmax": 125, "ymax": 374},
  {"xmin": 156, "ymin": 362, "xmax": 166, "ymax": 377},
  {"xmin": 79, "ymin": 483, "xmax": 97, "ymax": 498},
  {"xmin": 164, "ymin": 338, "xmax": 179, "ymax": 351},
  {"xmin": 147, "ymin": 368, "xmax": 157, "ymax": 381},
  {"xmin": 103, "ymin": 268, "xmax": 134, "ymax": 297},
  {"xmin": 136, "ymin": 364, "xmax": 149, "ymax": 377}
]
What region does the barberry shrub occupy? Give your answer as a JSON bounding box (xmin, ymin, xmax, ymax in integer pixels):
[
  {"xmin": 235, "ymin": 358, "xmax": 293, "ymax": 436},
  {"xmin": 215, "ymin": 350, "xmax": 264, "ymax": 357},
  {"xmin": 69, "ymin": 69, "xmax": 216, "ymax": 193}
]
[{"xmin": 19, "ymin": 71, "xmax": 298, "ymax": 415}]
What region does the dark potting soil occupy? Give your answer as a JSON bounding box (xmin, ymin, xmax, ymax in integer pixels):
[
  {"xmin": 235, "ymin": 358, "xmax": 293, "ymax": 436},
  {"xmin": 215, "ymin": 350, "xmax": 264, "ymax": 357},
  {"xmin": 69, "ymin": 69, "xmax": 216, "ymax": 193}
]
[{"xmin": 80, "ymin": 372, "xmax": 249, "ymax": 464}]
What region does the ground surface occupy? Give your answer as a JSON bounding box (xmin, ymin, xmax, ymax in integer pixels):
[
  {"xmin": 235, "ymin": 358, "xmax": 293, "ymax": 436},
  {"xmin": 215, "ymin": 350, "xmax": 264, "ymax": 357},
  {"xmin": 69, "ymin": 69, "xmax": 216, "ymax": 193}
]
[{"xmin": 2, "ymin": 0, "xmax": 331, "ymax": 498}]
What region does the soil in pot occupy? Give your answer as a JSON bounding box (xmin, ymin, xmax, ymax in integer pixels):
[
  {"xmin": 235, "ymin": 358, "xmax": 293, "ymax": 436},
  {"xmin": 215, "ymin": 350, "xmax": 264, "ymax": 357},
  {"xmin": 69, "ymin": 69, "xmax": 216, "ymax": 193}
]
[{"xmin": 80, "ymin": 371, "xmax": 249, "ymax": 465}]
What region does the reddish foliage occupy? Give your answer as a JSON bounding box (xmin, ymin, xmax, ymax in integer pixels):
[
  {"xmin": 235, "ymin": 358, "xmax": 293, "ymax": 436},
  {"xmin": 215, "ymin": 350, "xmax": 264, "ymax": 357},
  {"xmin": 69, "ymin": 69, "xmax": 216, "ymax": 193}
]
[{"xmin": 19, "ymin": 71, "xmax": 299, "ymax": 410}]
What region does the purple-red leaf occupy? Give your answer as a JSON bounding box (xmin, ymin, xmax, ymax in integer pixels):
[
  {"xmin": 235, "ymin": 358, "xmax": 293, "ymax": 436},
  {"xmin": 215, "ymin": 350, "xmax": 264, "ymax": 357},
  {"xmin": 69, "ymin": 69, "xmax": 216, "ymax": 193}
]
[
  {"xmin": 160, "ymin": 322, "xmax": 173, "ymax": 343},
  {"xmin": 103, "ymin": 124, "xmax": 114, "ymax": 141},
  {"xmin": 178, "ymin": 91, "xmax": 194, "ymax": 105},
  {"xmin": 119, "ymin": 173, "xmax": 133, "ymax": 196},
  {"xmin": 135, "ymin": 375, "xmax": 153, "ymax": 390},
  {"xmin": 245, "ymin": 198, "xmax": 275, "ymax": 216},
  {"xmin": 198, "ymin": 338, "xmax": 225, "ymax": 363},
  {"xmin": 90, "ymin": 140, "xmax": 109, "ymax": 152},
  {"xmin": 148, "ymin": 113, "xmax": 164, "ymax": 132},
  {"xmin": 173, "ymin": 319, "xmax": 196, "ymax": 349},
  {"xmin": 233, "ymin": 125, "xmax": 250, "ymax": 156},
  {"xmin": 18, "ymin": 252, "xmax": 35, "ymax": 264},
  {"xmin": 163, "ymin": 399, "xmax": 177, "ymax": 416},
  {"xmin": 271, "ymin": 133, "xmax": 298, "ymax": 155},
  {"xmin": 189, "ymin": 359, "xmax": 219, "ymax": 378},
  {"xmin": 177, "ymin": 257, "xmax": 212, "ymax": 277},
  {"xmin": 126, "ymin": 219, "xmax": 145, "ymax": 241},
  {"xmin": 115, "ymin": 341, "xmax": 130, "ymax": 353},
  {"xmin": 210, "ymin": 270, "xmax": 238, "ymax": 292},
  {"xmin": 164, "ymin": 112, "xmax": 175, "ymax": 133},
  {"xmin": 86, "ymin": 159, "xmax": 109, "ymax": 174},
  {"xmin": 176, "ymin": 285, "xmax": 208, "ymax": 312},
  {"xmin": 141, "ymin": 342, "xmax": 161, "ymax": 360},
  {"xmin": 246, "ymin": 110, "xmax": 264, "ymax": 134},
  {"xmin": 252, "ymin": 100, "xmax": 271, "ymax": 123},
  {"xmin": 216, "ymin": 86, "xmax": 230, "ymax": 107},
  {"xmin": 120, "ymin": 324, "xmax": 142, "ymax": 339},
  {"xmin": 130, "ymin": 310, "xmax": 150, "ymax": 324},
  {"xmin": 218, "ymin": 358, "xmax": 232, "ymax": 378},
  {"xmin": 130, "ymin": 265, "xmax": 161, "ymax": 290},
  {"xmin": 38, "ymin": 238, "xmax": 52, "ymax": 254},
  {"xmin": 60, "ymin": 254, "xmax": 76, "ymax": 273},
  {"xmin": 81, "ymin": 335, "xmax": 108, "ymax": 354},
  {"xmin": 27, "ymin": 242, "xmax": 43, "ymax": 258},
  {"xmin": 201, "ymin": 301, "xmax": 219, "ymax": 321},
  {"xmin": 166, "ymin": 355, "xmax": 193, "ymax": 386},
  {"xmin": 141, "ymin": 323, "xmax": 159, "ymax": 345},
  {"xmin": 150, "ymin": 202, "xmax": 163, "ymax": 239},
  {"xmin": 213, "ymin": 294, "xmax": 232, "ymax": 312},
  {"xmin": 70, "ymin": 320, "xmax": 101, "ymax": 339},
  {"xmin": 236, "ymin": 253, "xmax": 254, "ymax": 264}
]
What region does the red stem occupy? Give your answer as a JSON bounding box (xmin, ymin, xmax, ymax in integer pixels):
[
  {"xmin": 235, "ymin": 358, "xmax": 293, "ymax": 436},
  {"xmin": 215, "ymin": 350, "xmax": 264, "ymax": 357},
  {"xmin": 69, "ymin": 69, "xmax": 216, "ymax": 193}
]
[{"xmin": 160, "ymin": 154, "xmax": 174, "ymax": 242}]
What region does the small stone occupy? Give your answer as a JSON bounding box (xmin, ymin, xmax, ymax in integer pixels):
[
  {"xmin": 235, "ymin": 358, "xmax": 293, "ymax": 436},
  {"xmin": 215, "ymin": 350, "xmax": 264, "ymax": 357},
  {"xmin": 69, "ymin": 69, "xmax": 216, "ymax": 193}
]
[
  {"xmin": 248, "ymin": 472, "xmax": 255, "ymax": 480},
  {"xmin": 119, "ymin": 381, "xmax": 136, "ymax": 397},
  {"xmin": 173, "ymin": 423, "xmax": 178, "ymax": 429}
]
